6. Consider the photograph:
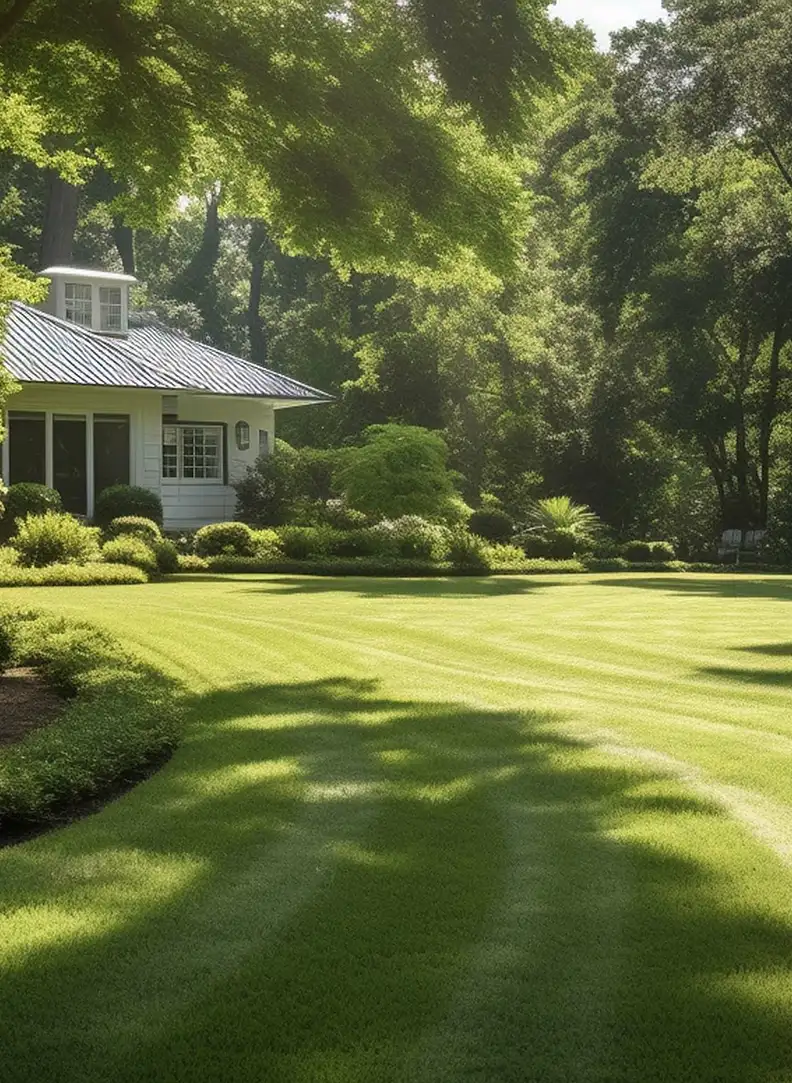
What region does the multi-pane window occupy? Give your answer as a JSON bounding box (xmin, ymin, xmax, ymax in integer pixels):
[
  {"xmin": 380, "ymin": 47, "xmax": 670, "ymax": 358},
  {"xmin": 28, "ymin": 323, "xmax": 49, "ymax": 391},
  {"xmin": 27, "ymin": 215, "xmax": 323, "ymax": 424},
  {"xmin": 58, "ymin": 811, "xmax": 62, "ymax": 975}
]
[
  {"xmin": 64, "ymin": 283, "xmax": 92, "ymax": 327},
  {"xmin": 100, "ymin": 287, "xmax": 122, "ymax": 332},
  {"xmin": 162, "ymin": 425, "xmax": 223, "ymax": 481}
]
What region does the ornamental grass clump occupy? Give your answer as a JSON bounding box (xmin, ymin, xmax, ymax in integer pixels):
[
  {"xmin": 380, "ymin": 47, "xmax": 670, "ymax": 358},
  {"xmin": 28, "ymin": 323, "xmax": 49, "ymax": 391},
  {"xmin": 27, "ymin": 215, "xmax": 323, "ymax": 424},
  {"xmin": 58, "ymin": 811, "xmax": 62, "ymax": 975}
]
[
  {"xmin": 517, "ymin": 496, "xmax": 600, "ymax": 558},
  {"xmin": 12, "ymin": 512, "xmax": 101, "ymax": 567}
]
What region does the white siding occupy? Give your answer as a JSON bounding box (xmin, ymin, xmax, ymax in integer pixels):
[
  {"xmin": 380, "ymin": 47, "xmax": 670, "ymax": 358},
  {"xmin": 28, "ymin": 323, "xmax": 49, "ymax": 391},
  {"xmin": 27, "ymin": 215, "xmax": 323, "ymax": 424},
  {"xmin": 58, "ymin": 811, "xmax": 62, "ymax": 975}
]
[{"xmin": 2, "ymin": 384, "xmax": 277, "ymax": 529}]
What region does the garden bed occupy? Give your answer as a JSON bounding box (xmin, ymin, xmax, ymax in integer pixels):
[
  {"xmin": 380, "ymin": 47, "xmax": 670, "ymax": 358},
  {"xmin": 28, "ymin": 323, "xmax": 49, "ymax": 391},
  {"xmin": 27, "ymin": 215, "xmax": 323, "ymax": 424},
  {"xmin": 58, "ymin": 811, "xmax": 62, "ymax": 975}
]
[
  {"xmin": 0, "ymin": 667, "xmax": 65, "ymax": 746},
  {"xmin": 0, "ymin": 609, "xmax": 181, "ymax": 833}
]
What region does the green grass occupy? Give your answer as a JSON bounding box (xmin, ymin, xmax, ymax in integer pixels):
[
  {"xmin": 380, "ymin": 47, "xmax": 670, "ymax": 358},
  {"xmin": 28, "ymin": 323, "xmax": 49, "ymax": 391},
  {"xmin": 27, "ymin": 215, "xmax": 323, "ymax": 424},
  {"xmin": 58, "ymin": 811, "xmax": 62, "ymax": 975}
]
[{"xmin": 3, "ymin": 572, "xmax": 792, "ymax": 1082}]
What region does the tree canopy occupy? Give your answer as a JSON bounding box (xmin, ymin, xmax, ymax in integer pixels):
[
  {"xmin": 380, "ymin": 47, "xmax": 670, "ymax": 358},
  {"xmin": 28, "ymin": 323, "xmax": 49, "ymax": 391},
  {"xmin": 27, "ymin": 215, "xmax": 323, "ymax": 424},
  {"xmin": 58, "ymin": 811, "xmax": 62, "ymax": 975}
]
[{"xmin": 0, "ymin": 0, "xmax": 583, "ymax": 275}]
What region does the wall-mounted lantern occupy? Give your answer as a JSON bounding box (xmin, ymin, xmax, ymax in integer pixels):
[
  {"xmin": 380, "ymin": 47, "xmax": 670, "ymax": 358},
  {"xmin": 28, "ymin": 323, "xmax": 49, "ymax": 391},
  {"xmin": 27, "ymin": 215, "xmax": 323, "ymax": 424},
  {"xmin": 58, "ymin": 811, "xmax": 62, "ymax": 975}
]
[{"xmin": 235, "ymin": 420, "xmax": 250, "ymax": 451}]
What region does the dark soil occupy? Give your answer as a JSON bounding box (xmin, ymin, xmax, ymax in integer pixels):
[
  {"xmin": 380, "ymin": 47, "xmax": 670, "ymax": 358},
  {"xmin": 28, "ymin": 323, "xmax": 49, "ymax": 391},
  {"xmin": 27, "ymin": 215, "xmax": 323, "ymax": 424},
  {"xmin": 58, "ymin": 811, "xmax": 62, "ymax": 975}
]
[{"xmin": 0, "ymin": 667, "xmax": 65, "ymax": 745}]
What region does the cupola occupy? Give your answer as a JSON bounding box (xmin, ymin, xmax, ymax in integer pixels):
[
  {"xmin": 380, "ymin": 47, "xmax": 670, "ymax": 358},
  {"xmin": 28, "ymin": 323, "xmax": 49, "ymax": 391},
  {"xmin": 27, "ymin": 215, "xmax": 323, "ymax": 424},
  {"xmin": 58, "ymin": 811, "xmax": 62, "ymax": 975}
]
[{"xmin": 39, "ymin": 266, "xmax": 137, "ymax": 336}]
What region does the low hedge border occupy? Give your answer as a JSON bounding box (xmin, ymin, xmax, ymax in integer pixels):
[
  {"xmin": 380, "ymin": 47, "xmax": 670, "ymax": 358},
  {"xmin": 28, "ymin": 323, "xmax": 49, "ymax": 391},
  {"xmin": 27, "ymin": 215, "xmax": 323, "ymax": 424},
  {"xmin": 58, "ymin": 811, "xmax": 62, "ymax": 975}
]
[
  {"xmin": 0, "ymin": 563, "xmax": 147, "ymax": 587},
  {"xmin": 176, "ymin": 555, "xmax": 792, "ymax": 577},
  {"xmin": 0, "ymin": 610, "xmax": 181, "ymax": 826}
]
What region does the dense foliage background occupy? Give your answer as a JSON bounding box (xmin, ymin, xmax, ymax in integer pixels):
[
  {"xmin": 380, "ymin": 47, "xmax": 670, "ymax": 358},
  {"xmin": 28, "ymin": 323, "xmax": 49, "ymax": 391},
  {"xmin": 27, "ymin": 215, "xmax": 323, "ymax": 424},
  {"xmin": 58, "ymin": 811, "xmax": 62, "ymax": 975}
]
[{"xmin": 2, "ymin": 0, "xmax": 792, "ymax": 554}]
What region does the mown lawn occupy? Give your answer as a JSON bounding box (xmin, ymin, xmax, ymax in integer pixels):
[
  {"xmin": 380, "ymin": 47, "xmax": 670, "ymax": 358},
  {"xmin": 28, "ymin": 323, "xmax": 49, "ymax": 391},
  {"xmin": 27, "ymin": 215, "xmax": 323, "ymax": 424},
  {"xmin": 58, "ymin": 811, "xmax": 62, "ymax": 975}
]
[{"xmin": 3, "ymin": 573, "xmax": 792, "ymax": 1082}]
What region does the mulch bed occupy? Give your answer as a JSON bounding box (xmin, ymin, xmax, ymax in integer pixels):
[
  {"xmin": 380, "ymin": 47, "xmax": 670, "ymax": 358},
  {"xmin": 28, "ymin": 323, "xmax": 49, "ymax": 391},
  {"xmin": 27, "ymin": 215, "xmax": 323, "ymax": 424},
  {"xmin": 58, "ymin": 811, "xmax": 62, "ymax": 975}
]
[{"xmin": 0, "ymin": 667, "xmax": 65, "ymax": 745}]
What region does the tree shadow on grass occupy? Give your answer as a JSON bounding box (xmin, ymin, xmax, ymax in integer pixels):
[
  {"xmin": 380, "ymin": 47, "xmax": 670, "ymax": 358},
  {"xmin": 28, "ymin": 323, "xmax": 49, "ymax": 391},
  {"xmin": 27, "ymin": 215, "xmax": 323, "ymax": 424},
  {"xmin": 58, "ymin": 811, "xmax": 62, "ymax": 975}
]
[
  {"xmin": 241, "ymin": 575, "xmax": 556, "ymax": 598},
  {"xmin": 592, "ymin": 575, "xmax": 792, "ymax": 600},
  {"xmin": 735, "ymin": 642, "xmax": 792, "ymax": 656},
  {"xmin": 1, "ymin": 679, "xmax": 792, "ymax": 1081},
  {"xmin": 164, "ymin": 573, "xmax": 557, "ymax": 598},
  {"xmin": 697, "ymin": 664, "xmax": 792, "ymax": 688}
]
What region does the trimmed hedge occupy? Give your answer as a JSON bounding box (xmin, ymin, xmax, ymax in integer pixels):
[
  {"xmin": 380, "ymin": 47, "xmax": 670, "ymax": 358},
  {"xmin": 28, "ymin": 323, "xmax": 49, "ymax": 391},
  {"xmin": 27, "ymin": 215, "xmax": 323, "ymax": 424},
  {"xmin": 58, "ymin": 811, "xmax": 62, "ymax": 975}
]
[
  {"xmin": 176, "ymin": 555, "xmax": 589, "ymax": 576},
  {"xmin": 107, "ymin": 516, "xmax": 163, "ymax": 543},
  {"xmin": 194, "ymin": 521, "xmax": 256, "ymax": 557},
  {"xmin": 0, "ymin": 610, "xmax": 181, "ymax": 824},
  {"xmin": 101, "ymin": 536, "xmax": 159, "ymax": 574},
  {"xmin": 0, "ymin": 562, "xmax": 147, "ymax": 587},
  {"xmin": 94, "ymin": 485, "xmax": 163, "ymax": 528},
  {"xmin": 2, "ymin": 483, "xmax": 62, "ymax": 529}
]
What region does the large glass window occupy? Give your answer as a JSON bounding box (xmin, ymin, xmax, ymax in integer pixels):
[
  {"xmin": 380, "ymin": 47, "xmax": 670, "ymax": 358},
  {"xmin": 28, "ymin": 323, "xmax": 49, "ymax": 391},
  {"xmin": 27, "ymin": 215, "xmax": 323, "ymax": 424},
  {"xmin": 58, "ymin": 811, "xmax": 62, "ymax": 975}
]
[
  {"xmin": 99, "ymin": 287, "xmax": 122, "ymax": 332},
  {"xmin": 162, "ymin": 424, "xmax": 223, "ymax": 481},
  {"xmin": 53, "ymin": 415, "xmax": 87, "ymax": 515},
  {"xmin": 8, "ymin": 411, "xmax": 45, "ymax": 485},
  {"xmin": 64, "ymin": 283, "xmax": 92, "ymax": 327},
  {"xmin": 94, "ymin": 415, "xmax": 130, "ymax": 500}
]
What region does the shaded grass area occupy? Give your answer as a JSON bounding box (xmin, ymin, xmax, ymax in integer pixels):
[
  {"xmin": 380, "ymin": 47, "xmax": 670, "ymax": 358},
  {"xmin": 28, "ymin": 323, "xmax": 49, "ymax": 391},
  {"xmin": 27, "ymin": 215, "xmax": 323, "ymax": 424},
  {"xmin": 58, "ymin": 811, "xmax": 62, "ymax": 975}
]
[{"xmin": 2, "ymin": 574, "xmax": 792, "ymax": 1081}]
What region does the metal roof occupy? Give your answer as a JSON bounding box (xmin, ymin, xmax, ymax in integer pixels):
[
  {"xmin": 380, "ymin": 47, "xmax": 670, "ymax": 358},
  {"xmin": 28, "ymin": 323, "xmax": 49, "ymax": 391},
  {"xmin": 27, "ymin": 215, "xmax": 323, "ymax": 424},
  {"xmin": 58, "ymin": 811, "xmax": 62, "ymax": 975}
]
[
  {"xmin": 127, "ymin": 319, "xmax": 333, "ymax": 402},
  {"xmin": 2, "ymin": 303, "xmax": 333, "ymax": 402},
  {"xmin": 2, "ymin": 303, "xmax": 183, "ymax": 390}
]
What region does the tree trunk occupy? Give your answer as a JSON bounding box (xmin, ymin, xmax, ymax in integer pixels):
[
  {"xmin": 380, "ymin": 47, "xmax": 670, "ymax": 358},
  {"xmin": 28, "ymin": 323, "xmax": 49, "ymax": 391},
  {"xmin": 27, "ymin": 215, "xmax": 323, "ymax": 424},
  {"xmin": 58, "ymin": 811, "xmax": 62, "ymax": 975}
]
[
  {"xmin": 247, "ymin": 220, "xmax": 268, "ymax": 364},
  {"xmin": 0, "ymin": 0, "xmax": 38, "ymax": 45},
  {"xmin": 39, "ymin": 172, "xmax": 80, "ymax": 267},
  {"xmin": 702, "ymin": 437, "xmax": 727, "ymax": 528},
  {"xmin": 112, "ymin": 218, "xmax": 136, "ymax": 275},
  {"xmin": 758, "ymin": 307, "xmax": 787, "ymax": 526},
  {"xmin": 170, "ymin": 187, "xmax": 221, "ymax": 343}
]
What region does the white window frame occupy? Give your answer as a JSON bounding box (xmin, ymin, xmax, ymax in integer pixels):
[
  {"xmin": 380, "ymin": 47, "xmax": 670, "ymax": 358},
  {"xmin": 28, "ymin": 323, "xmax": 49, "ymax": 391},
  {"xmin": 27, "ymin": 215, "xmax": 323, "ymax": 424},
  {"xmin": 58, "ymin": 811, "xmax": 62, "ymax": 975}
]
[
  {"xmin": 1, "ymin": 408, "xmax": 133, "ymax": 519},
  {"xmin": 161, "ymin": 423, "xmax": 224, "ymax": 484},
  {"xmin": 99, "ymin": 286, "xmax": 123, "ymax": 332},
  {"xmin": 64, "ymin": 283, "xmax": 93, "ymax": 327}
]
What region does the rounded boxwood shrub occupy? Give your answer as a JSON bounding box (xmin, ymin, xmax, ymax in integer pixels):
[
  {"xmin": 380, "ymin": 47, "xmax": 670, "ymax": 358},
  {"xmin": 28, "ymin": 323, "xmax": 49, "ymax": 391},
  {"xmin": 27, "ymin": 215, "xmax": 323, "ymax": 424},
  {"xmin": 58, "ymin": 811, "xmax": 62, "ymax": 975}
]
[
  {"xmin": 4, "ymin": 483, "xmax": 62, "ymax": 525},
  {"xmin": 107, "ymin": 516, "xmax": 163, "ymax": 544},
  {"xmin": 94, "ymin": 485, "xmax": 163, "ymax": 528},
  {"xmin": 13, "ymin": 513, "xmax": 100, "ymax": 567},
  {"xmin": 194, "ymin": 521, "xmax": 256, "ymax": 557},
  {"xmin": 650, "ymin": 540, "xmax": 676, "ymax": 561},
  {"xmin": 152, "ymin": 538, "xmax": 180, "ymax": 574},
  {"xmin": 101, "ymin": 536, "xmax": 158, "ymax": 575},
  {"xmin": 546, "ymin": 527, "xmax": 577, "ymax": 559},
  {"xmin": 251, "ymin": 528, "xmax": 283, "ymax": 560},
  {"xmin": 623, "ymin": 540, "xmax": 654, "ymax": 562},
  {"xmin": 468, "ymin": 508, "xmax": 514, "ymax": 543}
]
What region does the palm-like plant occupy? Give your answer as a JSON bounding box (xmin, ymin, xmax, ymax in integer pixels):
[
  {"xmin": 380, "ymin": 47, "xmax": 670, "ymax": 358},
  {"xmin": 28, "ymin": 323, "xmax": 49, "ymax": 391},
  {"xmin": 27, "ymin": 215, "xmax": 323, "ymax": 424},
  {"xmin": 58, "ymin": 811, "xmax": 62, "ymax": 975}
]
[{"xmin": 518, "ymin": 496, "xmax": 601, "ymax": 557}]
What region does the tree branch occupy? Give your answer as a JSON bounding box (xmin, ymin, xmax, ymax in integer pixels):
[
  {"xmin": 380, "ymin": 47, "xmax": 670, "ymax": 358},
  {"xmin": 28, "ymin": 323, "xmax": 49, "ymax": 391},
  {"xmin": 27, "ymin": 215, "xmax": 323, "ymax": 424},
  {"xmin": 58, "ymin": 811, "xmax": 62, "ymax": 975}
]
[
  {"xmin": 0, "ymin": 0, "xmax": 38, "ymax": 46},
  {"xmin": 759, "ymin": 134, "xmax": 792, "ymax": 192}
]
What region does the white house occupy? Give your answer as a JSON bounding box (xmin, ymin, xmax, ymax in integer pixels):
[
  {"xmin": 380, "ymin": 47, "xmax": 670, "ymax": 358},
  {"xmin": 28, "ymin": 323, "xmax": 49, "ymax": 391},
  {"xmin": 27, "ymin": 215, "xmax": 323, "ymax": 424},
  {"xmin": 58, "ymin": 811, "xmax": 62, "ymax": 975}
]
[{"xmin": 0, "ymin": 267, "xmax": 331, "ymax": 529}]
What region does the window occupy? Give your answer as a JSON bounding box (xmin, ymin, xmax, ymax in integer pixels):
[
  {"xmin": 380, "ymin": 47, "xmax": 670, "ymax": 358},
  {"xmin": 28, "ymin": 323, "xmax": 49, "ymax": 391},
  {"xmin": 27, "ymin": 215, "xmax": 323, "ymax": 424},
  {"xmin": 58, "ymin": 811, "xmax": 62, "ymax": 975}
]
[
  {"xmin": 99, "ymin": 287, "xmax": 122, "ymax": 332},
  {"xmin": 162, "ymin": 424, "xmax": 223, "ymax": 481},
  {"xmin": 259, "ymin": 429, "xmax": 270, "ymax": 457},
  {"xmin": 64, "ymin": 283, "xmax": 92, "ymax": 327},
  {"xmin": 8, "ymin": 411, "xmax": 45, "ymax": 485}
]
